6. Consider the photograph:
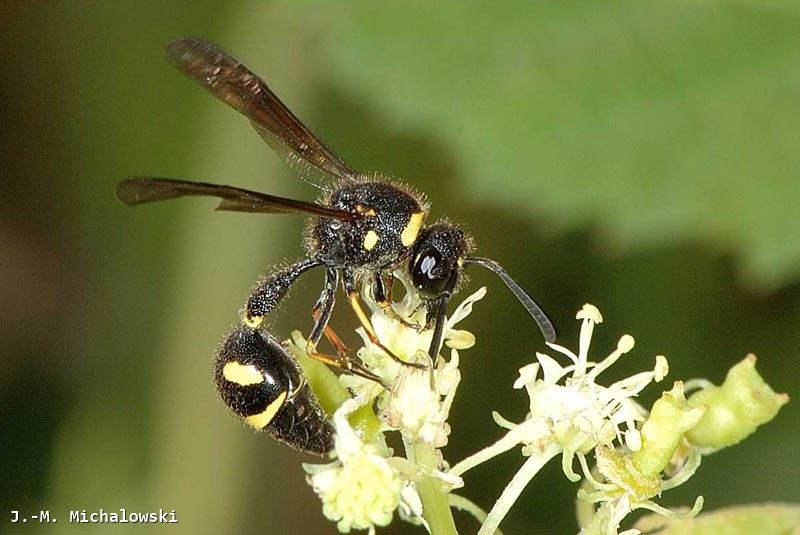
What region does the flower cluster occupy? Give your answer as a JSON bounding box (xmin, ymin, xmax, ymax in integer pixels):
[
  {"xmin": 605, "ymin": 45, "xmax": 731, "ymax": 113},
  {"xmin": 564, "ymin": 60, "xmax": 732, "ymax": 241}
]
[
  {"xmin": 294, "ymin": 286, "xmax": 787, "ymax": 534},
  {"xmin": 299, "ymin": 280, "xmax": 487, "ymax": 533},
  {"xmin": 447, "ymin": 304, "xmax": 787, "ymax": 535},
  {"xmin": 303, "ymin": 396, "xmax": 403, "ymax": 533}
]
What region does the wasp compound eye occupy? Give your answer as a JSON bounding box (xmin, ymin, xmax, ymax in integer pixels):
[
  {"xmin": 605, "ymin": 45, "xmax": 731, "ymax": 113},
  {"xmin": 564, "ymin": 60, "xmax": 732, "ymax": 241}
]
[
  {"xmin": 409, "ymin": 223, "xmax": 468, "ymax": 299},
  {"xmin": 411, "ymin": 248, "xmax": 453, "ymax": 297}
]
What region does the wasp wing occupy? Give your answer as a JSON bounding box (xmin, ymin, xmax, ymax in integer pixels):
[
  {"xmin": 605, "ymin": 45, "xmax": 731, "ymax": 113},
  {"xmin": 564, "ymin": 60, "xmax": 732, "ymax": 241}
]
[
  {"xmin": 117, "ymin": 177, "xmax": 353, "ymax": 220},
  {"xmin": 166, "ymin": 36, "xmax": 356, "ymax": 191}
]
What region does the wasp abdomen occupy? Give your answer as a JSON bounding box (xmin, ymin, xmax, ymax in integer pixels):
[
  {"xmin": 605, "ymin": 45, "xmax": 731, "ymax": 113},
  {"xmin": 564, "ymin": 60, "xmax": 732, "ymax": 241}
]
[
  {"xmin": 244, "ymin": 259, "xmax": 322, "ymax": 328},
  {"xmin": 214, "ymin": 326, "xmax": 334, "ymax": 456}
]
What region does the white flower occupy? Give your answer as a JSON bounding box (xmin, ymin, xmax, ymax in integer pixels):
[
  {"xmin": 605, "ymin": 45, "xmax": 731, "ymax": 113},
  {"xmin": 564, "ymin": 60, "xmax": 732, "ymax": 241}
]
[
  {"xmin": 452, "ymin": 304, "xmax": 667, "ymax": 480},
  {"xmin": 352, "ymin": 283, "xmax": 484, "ymax": 378},
  {"xmin": 520, "ymin": 305, "xmax": 668, "ymax": 478},
  {"xmin": 384, "ymin": 349, "xmax": 462, "ymax": 447},
  {"xmin": 304, "ymin": 397, "xmax": 402, "ymax": 533},
  {"xmin": 340, "ymin": 284, "xmax": 485, "ymax": 446},
  {"xmin": 397, "ymin": 481, "xmax": 427, "ymax": 529},
  {"xmin": 450, "ymin": 304, "xmax": 669, "ymax": 535}
]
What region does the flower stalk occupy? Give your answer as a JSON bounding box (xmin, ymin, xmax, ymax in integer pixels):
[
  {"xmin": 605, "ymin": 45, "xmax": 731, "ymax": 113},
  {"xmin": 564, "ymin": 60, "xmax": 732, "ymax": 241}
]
[
  {"xmin": 478, "ymin": 441, "xmax": 561, "ymax": 535},
  {"xmin": 413, "ymin": 441, "xmax": 458, "ymax": 535}
]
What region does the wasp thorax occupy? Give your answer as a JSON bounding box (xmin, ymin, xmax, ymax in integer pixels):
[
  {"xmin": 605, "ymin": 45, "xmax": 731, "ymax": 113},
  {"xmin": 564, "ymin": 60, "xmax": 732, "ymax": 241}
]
[
  {"xmin": 410, "ymin": 223, "xmax": 470, "ymax": 299},
  {"xmin": 307, "ymin": 181, "xmax": 426, "ymax": 270}
]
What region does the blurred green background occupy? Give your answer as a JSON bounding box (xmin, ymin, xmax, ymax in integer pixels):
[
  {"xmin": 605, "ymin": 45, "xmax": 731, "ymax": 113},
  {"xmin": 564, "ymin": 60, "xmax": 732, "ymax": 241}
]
[{"xmin": 2, "ymin": 2, "xmax": 798, "ymax": 534}]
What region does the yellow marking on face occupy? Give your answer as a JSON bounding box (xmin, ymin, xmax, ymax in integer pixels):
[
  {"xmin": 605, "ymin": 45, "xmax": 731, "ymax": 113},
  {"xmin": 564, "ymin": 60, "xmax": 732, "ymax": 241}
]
[
  {"xmin": 401, "ymin": 211, "xmax": 425, "ymax": 247},
  {"xmin": 363, "ymin": 230, "xmax": 380, "ymax": 251},
  {"xmin": 222, "ymin": 361, "xmax": 264, "ymax": 386},
  {"xmin": 244, "ymin": 390, "xmax": 288, "ymax": 429},
  {"xmin": 244, "ymin": 314, "xmax": 263, "ymax": 329}
]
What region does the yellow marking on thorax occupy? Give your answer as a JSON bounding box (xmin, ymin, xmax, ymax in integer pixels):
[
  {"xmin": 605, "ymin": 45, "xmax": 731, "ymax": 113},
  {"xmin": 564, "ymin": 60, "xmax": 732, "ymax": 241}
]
[
  {"xmin": 244, "ymin": 314, "xmax": 263, "ymax": 329},
  {"xmin": 363, "ymin": 230, "xmax": 380, "ymax": 251},
  {"xmin": 223, "ymin": 361, "xmax": 265, "ymax": 386},
  {"xmin": 356, "ymin": 204, "xmax": 377, "ymax": 216},
  {"xmin": 244, "ymin": 390, "xmax": 288, "ymax": 429},
  {"xmin": 401, "ymin": 211, "xmax": 425, "ymax": 247}
]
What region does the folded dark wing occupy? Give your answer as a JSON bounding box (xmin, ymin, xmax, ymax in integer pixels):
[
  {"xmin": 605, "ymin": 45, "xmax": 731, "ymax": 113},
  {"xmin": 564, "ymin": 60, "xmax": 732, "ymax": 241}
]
[
  {"xmin": 166, "ymin": 36, "xmax": 356, "ymax": 191},
  {"xmin": 117, "ymin": 177, "xmax": 354, "ymax": 220}
]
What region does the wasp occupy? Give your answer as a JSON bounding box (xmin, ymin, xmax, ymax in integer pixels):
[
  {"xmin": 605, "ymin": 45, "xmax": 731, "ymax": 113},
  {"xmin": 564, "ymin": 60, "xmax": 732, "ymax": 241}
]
[{"xmin": 117, "ymin": 37, "xmax": 556, "ymax": 456}]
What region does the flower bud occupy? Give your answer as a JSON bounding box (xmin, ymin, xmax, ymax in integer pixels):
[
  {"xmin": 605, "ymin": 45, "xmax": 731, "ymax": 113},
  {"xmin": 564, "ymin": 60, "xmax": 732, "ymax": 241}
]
[
  {"xmin": 686, "ymin": 355, "xmax": 789, "ymax": 451},
  {"xmin": 632, "ymin": 382, "xmax": 706, "ymax": 477}
]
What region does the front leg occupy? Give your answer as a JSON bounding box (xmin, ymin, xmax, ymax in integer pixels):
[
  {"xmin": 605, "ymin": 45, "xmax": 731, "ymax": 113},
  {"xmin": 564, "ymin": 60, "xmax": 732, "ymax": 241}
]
[
  {"xmin": 307, "ymin": 267, "xmax": 340, "ymax": 350},
  {"xmin": 344, "ymin": 269, "xmax": 426, "ymax": 369},
  {"xmin": 425, "ymin": 293, "xmax": 452, "ymax": 366},
  {"xmin": 371, "ymin": 273, "xmax": 425, "ymax": 331},
  {"xmin": 425, "ymin": 272, "xmax": 459, "ymax": 366}
]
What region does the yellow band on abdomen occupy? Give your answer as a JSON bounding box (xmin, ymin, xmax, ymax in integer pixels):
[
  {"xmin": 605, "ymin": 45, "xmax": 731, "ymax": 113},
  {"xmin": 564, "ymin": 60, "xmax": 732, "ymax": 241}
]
[
  {"xmin": 245, "ymin": 390, "xmax": 287, "ymax": 429},
  {"xmin": 222, "ymin": 361, "xmax": 264, "ymax": 386}
]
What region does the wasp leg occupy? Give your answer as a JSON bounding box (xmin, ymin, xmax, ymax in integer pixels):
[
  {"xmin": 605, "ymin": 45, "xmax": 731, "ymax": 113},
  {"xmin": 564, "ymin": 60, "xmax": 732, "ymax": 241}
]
[
  {"xmin": 307, "ymin": 267, "xmax": 339, "ymax": 349},
  {"xmin": 316, "ymin": 316, "xmax": 350, "ymax": 358},
  {"xmin": 381, "ymin": 272, "xmax": 394, "ymax": 301},
  {"xmin": 425, "ymin": 273, "xmax": 459, "ymax": 366},
  {"xmin": 305, "ymin": 268, "xmax": 385, "ymax": 385},
  {"xmin": 314, "ymin": 321, "xmax": 383, "ymax": 384},
  {"xmin": 304, "ymin": 346, "xmax": 385, "ymax": 385},
  {"xmin": 372, "ymin": 272, "xmax": 393, "ymax": 313},
  {"xmin": 244, "ymin": 261, "xmax": 381, "ymax": 384},
  {"xmin": 425, "ymin": 294, "xmax": 451, "ymax": 367},
  {"xmin": 372, "ymin": 274, "xmax": 424, "ymax": 331},
  {"xmin": 373, "ymin": 274, "xmax": 400, "ymax": 320},
  {"xmin": 344, "ymin": 272, "xmax": 426, "ymax": 370}
]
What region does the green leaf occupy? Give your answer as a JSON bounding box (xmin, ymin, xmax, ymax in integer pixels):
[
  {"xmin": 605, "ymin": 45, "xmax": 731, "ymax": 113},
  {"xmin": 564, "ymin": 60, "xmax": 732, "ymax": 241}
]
[
  {"xmin": 634, "ymin": 502, "xmax": 800, "ymax": 534},
  {"xmin": 305, "ymin": 1, "xmax": 800, "ymax": 290}
]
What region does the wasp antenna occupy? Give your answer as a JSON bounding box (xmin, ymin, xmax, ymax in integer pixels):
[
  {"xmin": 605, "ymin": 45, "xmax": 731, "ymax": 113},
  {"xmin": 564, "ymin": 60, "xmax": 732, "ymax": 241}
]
[{"xmin": 464, "ymin": 257, "xmax": 556, "ymax": 343}]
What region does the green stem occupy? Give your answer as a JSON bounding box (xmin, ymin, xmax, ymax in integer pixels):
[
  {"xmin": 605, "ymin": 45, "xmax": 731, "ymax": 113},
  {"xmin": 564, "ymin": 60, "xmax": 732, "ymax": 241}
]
[
  {"xmin": 413, "ymin": 442, "xmax": 458, "ymax": 535},
  {"xmin": 291, "ymin": 332, "xmax": 382, "ymax": 442}
]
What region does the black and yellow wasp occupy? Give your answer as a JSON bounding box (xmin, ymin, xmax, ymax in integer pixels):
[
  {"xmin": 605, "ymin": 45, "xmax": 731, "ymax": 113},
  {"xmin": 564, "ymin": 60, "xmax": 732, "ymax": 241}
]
[{"xmin": 117, "ymin": 37, "xmax": 555, "ymax": 456}]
